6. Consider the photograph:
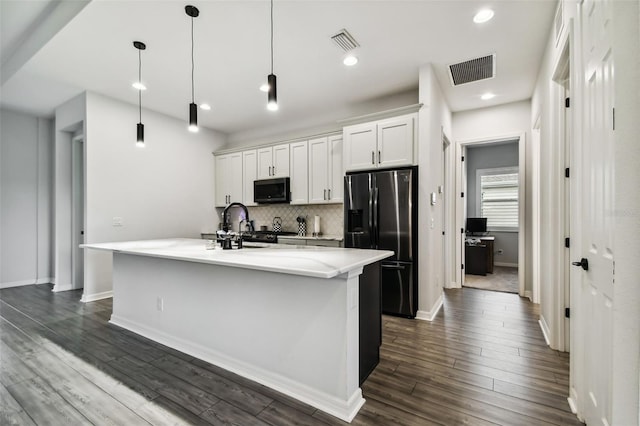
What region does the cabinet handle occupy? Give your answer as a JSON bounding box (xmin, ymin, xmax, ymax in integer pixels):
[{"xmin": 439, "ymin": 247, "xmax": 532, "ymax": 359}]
[
  {"xmin": 268, "ymin": 166, "xmax": 272, "ymax": 176},
  {"xmin": 378, "ymin": 150, "xmax": 381, "ymax": 164},
  {"xmin": 273, "ymin": 166, "xmax": 276, "ymax": 176},
  {"xmin": 328, "ymin": 189, "xmax": 331, "ymax": 199},
  {"xmin": 371, "ymin": 151, "xmax": 375, "ymax": 164}
]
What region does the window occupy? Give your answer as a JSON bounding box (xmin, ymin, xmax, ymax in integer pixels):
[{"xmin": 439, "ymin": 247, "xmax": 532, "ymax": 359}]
[{"xmin": 476, "ymin": 167, "xmax": 518, "ymax": 230}]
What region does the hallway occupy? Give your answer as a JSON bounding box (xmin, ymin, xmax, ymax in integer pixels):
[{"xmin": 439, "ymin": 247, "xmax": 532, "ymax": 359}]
[{"xmin": 0, "ymin": 284, "xmax": 581, "ymax": 425}]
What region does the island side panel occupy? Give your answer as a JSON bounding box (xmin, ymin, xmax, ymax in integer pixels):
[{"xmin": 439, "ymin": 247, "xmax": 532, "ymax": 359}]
[{"xmin": 110, "ymin": 252, "xmax": 363, "ymax": 421}]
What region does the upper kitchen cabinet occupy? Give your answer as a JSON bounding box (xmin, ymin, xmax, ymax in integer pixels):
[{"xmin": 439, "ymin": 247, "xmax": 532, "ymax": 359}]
[
  {"xmin": 242, "ymin": 150, "xmax": 257, "ymax": 206},
  {"xmin": 289, "ymin": 141, "xmax": 308, "ymax": 204},
  {"xmin": 308, "ymin": 135, "xmax": 343, "ymax": 204},
  {"xmin": 257, "ymin": 143, "xmax": 290, "ymax": 179},
  {"xmin": 343, "ymin": 113, "xmax": 417, "ymax": 172},
  {"xmin": 215, "ymin": 152, "xmax": 243, "ymax": 207}
]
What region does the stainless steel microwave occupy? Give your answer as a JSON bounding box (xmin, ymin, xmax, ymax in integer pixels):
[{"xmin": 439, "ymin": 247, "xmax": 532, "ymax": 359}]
[{"xmin": 254, "ymin": 177, "xmax": 291, "ymax": 204}]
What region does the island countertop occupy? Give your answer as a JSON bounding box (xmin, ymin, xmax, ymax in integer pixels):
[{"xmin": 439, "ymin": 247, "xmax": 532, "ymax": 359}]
[{"xmin": 81, "ymin": 238, "xmax": 393, "ymax": 279}]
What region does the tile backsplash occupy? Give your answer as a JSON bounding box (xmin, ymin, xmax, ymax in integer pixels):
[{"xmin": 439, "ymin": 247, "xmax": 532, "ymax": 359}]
[{"xmin": 216, "ymin": 204, "xmax": 344, "ymax": 236}]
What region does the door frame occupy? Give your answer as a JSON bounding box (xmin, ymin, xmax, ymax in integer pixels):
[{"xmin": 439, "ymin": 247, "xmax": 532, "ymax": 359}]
[
  {"xmin": 453, "ymin": 132, "xmax": 527, "ymax": 297},
  {"xmin": 71, "ymin": 134, "xmax": 85, "ymax": 290}
]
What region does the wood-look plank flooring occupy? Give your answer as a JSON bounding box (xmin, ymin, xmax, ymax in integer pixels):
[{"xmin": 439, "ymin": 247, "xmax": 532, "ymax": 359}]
[{"xmin": 0, "ymin": 284, "xmax": 582, "ymax": 425}]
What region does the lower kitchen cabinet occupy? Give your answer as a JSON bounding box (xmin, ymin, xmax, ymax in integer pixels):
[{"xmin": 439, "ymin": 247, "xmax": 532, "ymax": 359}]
[
  {"xmin": 278, "ymin": 238, "xmax": 342, "ymax": 247},
  {"xmin": 359, "ymin": 261, "xmax": 381, "ymax": 384}
]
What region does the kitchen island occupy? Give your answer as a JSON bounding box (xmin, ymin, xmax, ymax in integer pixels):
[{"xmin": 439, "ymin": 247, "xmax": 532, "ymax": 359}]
[{"xmin": 82, "ymin": 238, "xmax": 393, "ymax": 422}]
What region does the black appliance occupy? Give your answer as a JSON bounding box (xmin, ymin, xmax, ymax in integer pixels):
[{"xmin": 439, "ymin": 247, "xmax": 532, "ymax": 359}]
[
  {"xmin": 242, "ymin": 230, "xmax": 296, "ymax": 243},
  {"xmin": 466, "ymin": 217, "xmax": 487, "ymax": 235},
  {"xmin": 344, "ymin": 166, "xmax": 418, "ymax": 318},
  {"xmin": 254, "ymin": 177, "xmax": 291, "ymax": 204}
]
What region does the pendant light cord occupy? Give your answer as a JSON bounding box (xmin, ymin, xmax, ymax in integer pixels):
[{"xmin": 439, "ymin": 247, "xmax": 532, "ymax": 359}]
[
  {"xmin": 138, "ymin": 49, "xmax": 142, "ymax": 122},
  {"xmin": 191, "ymin": 15, "xmax": 195, "ymax": 103},
  {"xmin": 270, "ymin": 0, "xmax": 274, "ymax": 74}
]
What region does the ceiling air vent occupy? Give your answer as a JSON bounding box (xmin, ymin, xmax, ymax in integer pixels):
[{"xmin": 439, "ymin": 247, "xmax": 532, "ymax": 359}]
[
  {"xmin": 448, "ymin": 54, "xmax": 496, "ymax": 86},
  {"xmin": 331, "ymin": 29, "xmax": 360, "ymax": 52}
]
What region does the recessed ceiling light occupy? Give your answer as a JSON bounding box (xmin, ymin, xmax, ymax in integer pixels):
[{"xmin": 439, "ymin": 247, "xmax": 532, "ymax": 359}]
[
  {"xmin": 200, "ymin": 103, "xmax": 211, "ymax": 110},
  {"xmin": 481, "ymin": 92, "xmax": 496, "ymax": 100},
  {"xmin": 132, "ymin": 82, "xmax": 147, "ymax": 91},
  {"xmin": 343, "ymin": 55, "xmax": 358, "ymax": 66},
  {"xmin": 259, "ymin": 83, "xmax": 270, "ymax": 92},
  {"xmin": 473, "ymin": 9, "xmax": 494, "ymax": 24}
]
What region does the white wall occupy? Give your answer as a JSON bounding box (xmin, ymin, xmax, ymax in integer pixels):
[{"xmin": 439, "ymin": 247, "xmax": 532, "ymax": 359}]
[
  {"xmin": 81, "ymin": 92, "xmax": 226, "ymax": 301},
  {"xmin": 0, "ymin": 109, "xmax": 53, "ymax": 287},
  {"xmin": 225, "ymin": 89, "xmax": 418, "ymax": 149},
  {"xmin": 453, "ymin": 100, "xmax": 533, "ymax": 290},
  {"xmin": 416, "ymin": 64, "xmax": 452, "ymax": 320}
]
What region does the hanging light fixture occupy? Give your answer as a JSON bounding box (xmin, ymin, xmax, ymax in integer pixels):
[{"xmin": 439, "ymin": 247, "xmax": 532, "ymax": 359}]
[
  {"xmin": 185, "ymin": 5, "xmax": 199, "ymax": 132},
  {"xmin": 267, "ymin": 0, "xmax": 278, "ymax": 111},
  {"xmin": 133, "ymin": 41, "xmax": 146, "ymax": 147}
]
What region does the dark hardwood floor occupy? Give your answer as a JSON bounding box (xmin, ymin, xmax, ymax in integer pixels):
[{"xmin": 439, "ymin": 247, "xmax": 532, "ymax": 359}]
[{"xmin": 0, "ymin": 284, "xmax": 582, "ymax": 425}]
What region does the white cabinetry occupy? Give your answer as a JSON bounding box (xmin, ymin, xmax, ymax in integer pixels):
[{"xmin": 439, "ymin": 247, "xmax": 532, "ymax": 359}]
[
  {"xmin": 343, "ymin": 113, "xmax": 416, "ymax": 172},
  {"xmin": 242, "ymin": 150, "xmax": 257, "ymax": 206},
  {"xmin": 308, "ymin": 135, "xmax": 343, "ymax": 204},
  {"xmin": 215, "ymin": 152, "xmax": 243, "ymax": 207},
  {"xmin": 257, "ymin": 143, "xmax": 290, "ymax": 179},
  {"xmin": 289, "ymin": 141, "xmax": 308, "ymax": 204}
]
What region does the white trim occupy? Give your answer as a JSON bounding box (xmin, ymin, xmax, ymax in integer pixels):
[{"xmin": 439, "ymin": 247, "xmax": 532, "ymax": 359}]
[
  {"xmin": 80, "ymin": 290, "xmax": 113, "ymax": 303},
  {"xmin": 524, "ymin": 290, "xmax": 533, "ymax": 302},
  {"xmin": 445, "ymin": 281, "xmax": 461, "ymax": 289},
  {"xmin": 52, "ymin": 282, "xmax": 74, "ymax": 292},
  {"xmin": 1, "ymin": 280, "xmax": 36, "ymax": 289},
  {"xmin": 109, "ymin": 315, "xmax": 365, "ymax": 422},
  {"xmin": 538, "ymin": 316, "xmax": 552, "ymax": 346},
  {"xmin": 416, "ymin": 292, "xmax": 444, "ymax": 321},
  {"xmin": 494, "ymin": 262, "xmax": 518, "ymax": 268},
  {"xmin": 35, "ymin": 278, "xmax": 52, "ymax": 284},
  {"xmin": 567, "ymin": 393, "xmax": 578, "ymax": 415},
  {"xmin": 337, "ymin": 103, "xmax": 423, "ymax": 126}
]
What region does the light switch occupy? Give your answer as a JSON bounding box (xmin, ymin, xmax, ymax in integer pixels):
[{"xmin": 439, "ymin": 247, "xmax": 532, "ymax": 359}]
[{"xmin": 430, "ymin": 192, "xmax": 437, "ymax": 205}]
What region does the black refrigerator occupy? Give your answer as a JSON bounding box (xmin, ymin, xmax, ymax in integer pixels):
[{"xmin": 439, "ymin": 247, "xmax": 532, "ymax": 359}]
[{"xmin": 344, "ymin": 166, "xmax": 418, "ymax": 318}]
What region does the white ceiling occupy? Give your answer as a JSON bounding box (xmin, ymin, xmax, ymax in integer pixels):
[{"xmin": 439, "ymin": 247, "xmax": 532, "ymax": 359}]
[{"xmin": 0, "ymin": 0, "xmax": 557, "ymax": 136}]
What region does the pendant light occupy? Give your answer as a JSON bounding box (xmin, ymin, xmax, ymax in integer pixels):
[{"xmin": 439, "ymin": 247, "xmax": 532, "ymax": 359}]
[
  {"xmin": 133, "ymin": 41, "xmax": 146, "ymax": 147},
  {"xmin": 186, "ymin": 5, "xmax": 199, "ymax": 132},
  {"xmin": 267, "ymin": 0, "xmax": 278, "ymax": 111}
]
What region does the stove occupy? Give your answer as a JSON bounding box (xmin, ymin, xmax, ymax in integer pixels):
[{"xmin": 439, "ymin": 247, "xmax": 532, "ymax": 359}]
[{"xmin": 242, "ymin": 231, "xmax": 297, "ymax": 244}]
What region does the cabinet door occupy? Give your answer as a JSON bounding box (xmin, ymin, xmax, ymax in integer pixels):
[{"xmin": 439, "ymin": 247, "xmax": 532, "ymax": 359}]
[
  {"xmin": 257, "ymin": 147, "xmax": 273, "ymax": 179},
  {"xmin": 272, "ymin": 143, "xmax": 290, "ymax": 177},
  {"xmin": 308, "ymin": 137, "xmax": 329, "ymax": 204},
  {"xmin": 227, "ymin": 152, "xmax": 243, "ymax": 204},
  {"xmin": 343, "ymin": 123, "xmax": 377, "ymax": 172},
  {"xmin": 289, "ymin": 141, "xmax": 308, "ymax": 204},
  {"xmin": 242, "ymin": 150, "xmax": 257, "ymax": 206},
  {"xmin": 214, "ymin": 155, "xmax": 229, "ymax": 207},
  {"xmin": 377, "ymin": 114, "xmax": 415, "ymax": 168},
  {"xmin": 328, "ymin": 135, "xmax": 343, "ymax": 203}
]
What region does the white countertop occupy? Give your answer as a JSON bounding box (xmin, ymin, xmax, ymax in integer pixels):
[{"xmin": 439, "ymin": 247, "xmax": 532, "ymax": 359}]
[
  {"xmin": 82, "ymin": 238, "xmax": 392, "ymax": 279},
  {"xmin": 277, "ymin": 234, "xmax": 343, "ymax": 241}
]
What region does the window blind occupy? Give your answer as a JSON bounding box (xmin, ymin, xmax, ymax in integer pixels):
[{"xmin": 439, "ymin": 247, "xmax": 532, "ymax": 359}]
[{"xmin": 480, "ymin": 172, "xmax": 518, "ymax": 228}]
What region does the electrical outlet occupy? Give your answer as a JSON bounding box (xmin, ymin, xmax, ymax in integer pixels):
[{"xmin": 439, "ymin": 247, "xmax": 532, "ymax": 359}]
[
  {"xmin": 156, "ymin": 297, "xmax": 163, "ymax": 311},
  {"xmin": 497, "ymin": 249, "xmax": 504, "ymax": 255}
]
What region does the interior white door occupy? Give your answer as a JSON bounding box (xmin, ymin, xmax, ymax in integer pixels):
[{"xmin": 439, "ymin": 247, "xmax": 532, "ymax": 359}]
[
  {"xmin": 578, "ymin": 0, "xmax": 615, "ymax": 424},
  {"xmin": 71, "ymin": 137, "xmax": 84, "ymax": 290}
]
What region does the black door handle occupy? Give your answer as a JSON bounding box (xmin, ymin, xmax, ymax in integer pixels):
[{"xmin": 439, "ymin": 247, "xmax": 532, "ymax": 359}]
[{"xmin": 572, "ymin": 258, "xmax": 589, "ymax": 271}]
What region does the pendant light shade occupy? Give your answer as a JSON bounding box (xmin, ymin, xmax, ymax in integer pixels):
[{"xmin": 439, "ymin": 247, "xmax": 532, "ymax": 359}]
[
  {"xmin": 186, "ymin": 5, "xmax": 199, "ymax": 132},
  {"xmin": 133, "ymin": 41, "xmax": 146, "ymax": 147},
  {"xmin": 267, "ymin": 73, "xmax": 278, "ymax": 111},
  {"xmin": 266, "ymin": 0, "xmax": 278, "ymax": 111}
]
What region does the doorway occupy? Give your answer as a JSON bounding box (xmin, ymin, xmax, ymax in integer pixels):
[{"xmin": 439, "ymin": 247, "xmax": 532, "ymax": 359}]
[
  {"xmin": 71, "ymin": 135, "xmax": 84, "ymax": 290},
  {"xmin": 455, "ymin": 134, "xmax": 526, "ymax": 296}
]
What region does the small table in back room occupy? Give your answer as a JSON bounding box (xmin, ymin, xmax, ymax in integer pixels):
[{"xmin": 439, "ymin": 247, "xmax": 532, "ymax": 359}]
[{"xmin": 465, "ymin": 236, "xmax": 495, "ymax": 275}]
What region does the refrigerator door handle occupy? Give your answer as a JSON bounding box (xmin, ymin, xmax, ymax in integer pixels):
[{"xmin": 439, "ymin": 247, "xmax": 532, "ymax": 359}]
[
  {"xmin": 368, "ymin": 185, "xmax": 374, "ymax": 248},
  {"xmin": 381, "ymin": 264, "xmax": 406, "ymax": 270},
  {"xmin": 373, "ymin": 186, "xmax": 379, "ymax": 248}
]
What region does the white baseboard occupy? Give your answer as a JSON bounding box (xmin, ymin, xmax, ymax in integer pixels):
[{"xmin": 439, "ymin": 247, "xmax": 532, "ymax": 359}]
[
  {"xmin": 416, "ymin": 293, "xmax": 444, "ymax": 322},
  {"xmin": 81, "ymin": 290, "xmax": 113, "ymax": 303},
  {"xmin": 538, "ymin": 316, "xmax": 551, "ymax": 347},
  {"xmin": 494, "ymin": 262, "xmax": 518, "ymax": 268},
  {"xmin": 1, "ymin": 280, "xmax": 35, "ymax": 289},
  {"xmin": 35, "ymin": 278, "xmax": 53, "ymax": 284},
  {"xmin": 524, "ymin": 290, "xmax": 533, "ymax": 301},
  {"xmin": 110, "ymin": 315, "xmax": 365, "ymax": 422},
  {"xmin": 52, "ymin": 283, "xmax": 74, "ymax": 292},
  {"xmin": 567, "ymin": 389, "xmax": 578, "ymax": 414},
  {"xmin": 444, "ymin": 281, "xmax": 461, "ymax": 289}
]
